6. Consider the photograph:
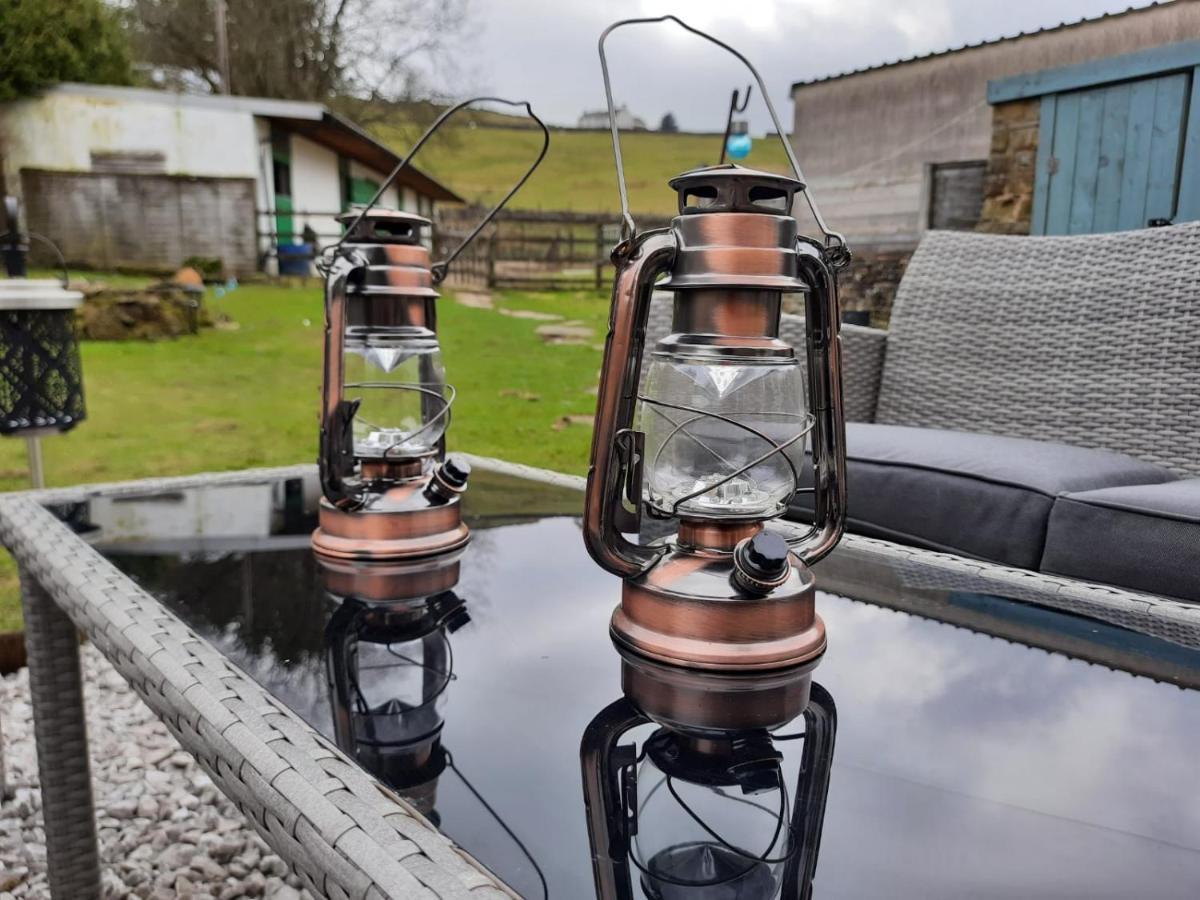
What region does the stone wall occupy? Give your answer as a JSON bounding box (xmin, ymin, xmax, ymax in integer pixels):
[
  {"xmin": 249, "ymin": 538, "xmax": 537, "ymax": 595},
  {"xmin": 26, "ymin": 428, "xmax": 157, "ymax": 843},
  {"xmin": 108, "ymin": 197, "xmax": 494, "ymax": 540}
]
[
  {"xmin": 785, "ymin": 245, "xmax": 912, "ymax": 327},
  {"xmin": 977, "ymin": 99, "xmax": 1040, "ymax": 234}
]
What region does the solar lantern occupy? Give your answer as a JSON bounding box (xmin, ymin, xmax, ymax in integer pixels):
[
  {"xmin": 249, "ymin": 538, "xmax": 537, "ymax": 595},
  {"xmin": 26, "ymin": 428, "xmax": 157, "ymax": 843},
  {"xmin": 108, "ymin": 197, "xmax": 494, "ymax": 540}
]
[
  {"xmin": 584, "ymin": 17, "xmax": 852, "ymax": 673},
  {"xmin": 311, "ymin": 98, "xmax": 548, "ymax": 563},
  {"xmin": 0, "ymin": 197, "xmax": 86, "ymax": 488}
]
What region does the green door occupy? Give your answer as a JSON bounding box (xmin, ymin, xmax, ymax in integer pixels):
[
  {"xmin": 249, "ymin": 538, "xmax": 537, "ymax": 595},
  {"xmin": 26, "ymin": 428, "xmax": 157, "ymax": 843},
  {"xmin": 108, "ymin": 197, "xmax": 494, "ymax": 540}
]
[
  {"xmin": 1034, "ymin": 72, "xmax": 1191, "ymax": 234},
  {"xmin": 271, "ymin": 128, "xmax": 294, "ymax": 242},
  {"xmin": 349, "ymin": 176, "xmax": 380, "ymax": 207}
]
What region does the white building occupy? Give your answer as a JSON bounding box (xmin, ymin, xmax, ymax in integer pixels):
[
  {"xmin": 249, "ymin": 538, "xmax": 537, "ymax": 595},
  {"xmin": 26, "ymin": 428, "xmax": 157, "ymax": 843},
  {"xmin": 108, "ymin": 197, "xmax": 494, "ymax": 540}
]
[
  {"xmin": 0, "ymin": 84, "xmax": 462, "ymax": 274},
  {"xmin": 577, "ymin": 105, "xmax": 647, "ymax": 130}
]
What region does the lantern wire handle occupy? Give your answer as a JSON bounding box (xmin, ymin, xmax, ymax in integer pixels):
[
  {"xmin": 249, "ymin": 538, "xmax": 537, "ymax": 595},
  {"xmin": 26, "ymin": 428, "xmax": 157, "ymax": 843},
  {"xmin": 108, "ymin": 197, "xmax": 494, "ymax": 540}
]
[
  {"xmin": 598, "ymin": 15, "xmax": 849, "ymax": 267},
  {"xmin": 718, "ymin": 84, "xmax": 753, "ymax": 166},
  {"xmin": 329, "ymin": 96, "xmax": 550, "ymax": 284}
]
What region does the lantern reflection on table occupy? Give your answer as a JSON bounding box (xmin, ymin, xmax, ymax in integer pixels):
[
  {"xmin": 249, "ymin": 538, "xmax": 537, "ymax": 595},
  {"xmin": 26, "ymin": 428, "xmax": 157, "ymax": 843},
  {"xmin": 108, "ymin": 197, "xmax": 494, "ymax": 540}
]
[
  {"xmin": 581, "ymin": 646, "xmax": 836, "ymax": 900},
  {"xmin": 321, "ymin": 551, "xmax": 467, "ymax": 820},
  {"xmin": 585, "ymin": 16, "xmax": 851, "ymax": 673},
  {"xmin": 312, "ymin": 98, "xmax": 548, "ymax": 564}
]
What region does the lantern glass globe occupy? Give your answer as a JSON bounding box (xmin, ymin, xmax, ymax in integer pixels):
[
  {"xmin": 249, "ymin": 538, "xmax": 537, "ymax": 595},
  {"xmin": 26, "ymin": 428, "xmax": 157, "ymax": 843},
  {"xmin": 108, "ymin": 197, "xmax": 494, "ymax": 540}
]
[
  {"xmin": 344, "ymin": 331, "xmax": 447, "ymax": 459},
  {"xmin": 632, "ymin": 751, "xmax": 789, "ymax": 898},
  {"xmin": 636, "ymin": 355, "xmax": 805, "ymax": 520}
]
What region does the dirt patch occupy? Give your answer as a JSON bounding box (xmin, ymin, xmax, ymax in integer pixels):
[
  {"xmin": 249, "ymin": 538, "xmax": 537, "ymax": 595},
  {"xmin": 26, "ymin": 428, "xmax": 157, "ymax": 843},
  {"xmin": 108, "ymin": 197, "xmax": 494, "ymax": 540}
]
[
  {"xmin": 551, "ymin": 414, "xmax": 594, "ymax": 431},
  {"xmin": 499, "ymin": 308, "xmax": 562, "ymax": 321},
  {"xmin": 536, "ymin": 320, "xmax": 595, "ymax": 345},
  {"xmin": 455, "ymin": 291, "xmax": 495, "ymax": 309},
  {"xmin": 75, "ymin": 281, "xmax": 218, "ymax": 341}
]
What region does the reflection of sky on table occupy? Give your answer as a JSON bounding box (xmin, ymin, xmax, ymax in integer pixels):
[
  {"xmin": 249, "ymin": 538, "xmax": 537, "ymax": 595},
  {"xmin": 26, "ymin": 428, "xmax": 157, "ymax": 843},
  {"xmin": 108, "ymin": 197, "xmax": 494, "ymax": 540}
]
[{"xmin": 109, "ymin": 506, "xmax": 1200, "ymax": 899}]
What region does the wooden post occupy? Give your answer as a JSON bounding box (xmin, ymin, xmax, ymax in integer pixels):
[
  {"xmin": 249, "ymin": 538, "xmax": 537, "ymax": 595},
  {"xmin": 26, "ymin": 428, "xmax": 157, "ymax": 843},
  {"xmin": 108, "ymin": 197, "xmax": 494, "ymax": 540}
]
[
  {"xmin": 487, "ymin": 233, "xmax": 497, "ymax": 290},
  {"xmin": 595, "ymin": 223, "xmax": 604, "ymax": 290}
]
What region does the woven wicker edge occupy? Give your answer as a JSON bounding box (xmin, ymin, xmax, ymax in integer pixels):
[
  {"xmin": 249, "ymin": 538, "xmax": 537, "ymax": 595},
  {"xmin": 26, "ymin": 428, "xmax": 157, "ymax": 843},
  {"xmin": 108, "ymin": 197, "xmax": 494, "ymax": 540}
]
[{"xmin": 0, "ymin": 464, "xmax": 527, "ymax": 900}]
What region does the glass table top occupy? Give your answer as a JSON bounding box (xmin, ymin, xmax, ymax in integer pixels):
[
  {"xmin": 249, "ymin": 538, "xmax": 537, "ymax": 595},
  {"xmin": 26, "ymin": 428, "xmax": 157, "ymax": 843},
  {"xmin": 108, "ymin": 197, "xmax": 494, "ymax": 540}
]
[{"xmin": 61, "ymin": 468, "xmax": 1200, "ymax": 899}]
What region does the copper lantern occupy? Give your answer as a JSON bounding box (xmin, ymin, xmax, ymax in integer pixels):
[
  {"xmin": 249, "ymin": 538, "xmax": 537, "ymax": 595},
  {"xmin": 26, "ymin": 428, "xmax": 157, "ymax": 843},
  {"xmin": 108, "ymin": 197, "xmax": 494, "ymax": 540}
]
[
  {"xmin": 312, "ymin": 98, "xmax": 548, "ymax": 563},
  {"xmin": 585, "ymin": 17, "xmax": 851, "ymax": 672}
]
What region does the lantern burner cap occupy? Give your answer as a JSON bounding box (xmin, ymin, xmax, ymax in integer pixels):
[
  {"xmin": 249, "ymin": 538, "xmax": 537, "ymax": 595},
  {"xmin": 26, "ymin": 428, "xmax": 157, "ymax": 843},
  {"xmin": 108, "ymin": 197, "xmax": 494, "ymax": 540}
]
[
  {"xmin": 338, "ymin": 209, "xmax": 431, "ymax": 246},
  {"xmin": 669, "ymin": 164, "xmax": 803, "ymax": 216}
]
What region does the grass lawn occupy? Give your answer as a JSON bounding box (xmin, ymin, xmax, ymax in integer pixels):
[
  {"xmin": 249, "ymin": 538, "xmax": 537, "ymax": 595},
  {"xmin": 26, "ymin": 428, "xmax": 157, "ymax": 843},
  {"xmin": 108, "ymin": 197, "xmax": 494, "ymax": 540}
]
[
  {"xmin": 375, "ymin": 123, "xmax": 793, "ymax": 214},
  {"xmin": 0, "ymin": 279, "xmax": 610, "ymax": 630}
]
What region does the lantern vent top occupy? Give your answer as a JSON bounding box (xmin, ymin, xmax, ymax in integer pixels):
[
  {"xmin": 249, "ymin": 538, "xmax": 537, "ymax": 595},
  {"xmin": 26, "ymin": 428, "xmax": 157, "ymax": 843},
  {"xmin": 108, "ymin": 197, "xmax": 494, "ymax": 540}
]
[
  {"xmin": 337, "ymin": 209, "xmax": 431, "ymax": 246},
  {"xmin": 668, "ymin": 165, "xmax": 804, "ymax": 217}
]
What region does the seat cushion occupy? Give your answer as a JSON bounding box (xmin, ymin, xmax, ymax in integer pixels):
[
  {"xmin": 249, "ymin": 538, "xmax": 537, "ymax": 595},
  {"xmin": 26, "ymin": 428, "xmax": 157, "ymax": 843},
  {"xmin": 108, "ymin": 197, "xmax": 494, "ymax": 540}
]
[
  {"xmin": 1041, "ymin": 480, "xmax": 1200, "ymax": 601},
  {"xmin": 788, "ymin": 424, "xmax": 1175, "ymax": 568}
]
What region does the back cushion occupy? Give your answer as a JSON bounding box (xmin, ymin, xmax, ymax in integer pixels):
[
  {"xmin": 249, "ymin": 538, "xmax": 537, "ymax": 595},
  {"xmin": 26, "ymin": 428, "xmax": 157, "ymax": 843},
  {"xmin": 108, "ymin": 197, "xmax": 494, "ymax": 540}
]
[{"xmin": 874, "ymin": 223, "xmax": 1200, "ymax": 477}]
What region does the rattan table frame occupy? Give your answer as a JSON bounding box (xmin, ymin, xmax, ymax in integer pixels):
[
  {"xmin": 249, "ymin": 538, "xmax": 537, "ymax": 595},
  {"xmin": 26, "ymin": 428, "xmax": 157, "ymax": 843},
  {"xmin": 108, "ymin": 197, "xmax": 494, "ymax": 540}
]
[{"xmin": 3, "ymin": 457, "xmax": 1198, "ymax": 899}]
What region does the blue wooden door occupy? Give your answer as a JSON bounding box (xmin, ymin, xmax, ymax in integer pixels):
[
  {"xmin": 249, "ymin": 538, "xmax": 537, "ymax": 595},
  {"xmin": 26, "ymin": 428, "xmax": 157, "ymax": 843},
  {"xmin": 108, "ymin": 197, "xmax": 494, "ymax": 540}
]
[{"xmin": 1033, "ymin": 72, "xmax": 1191, "ymax": 234}]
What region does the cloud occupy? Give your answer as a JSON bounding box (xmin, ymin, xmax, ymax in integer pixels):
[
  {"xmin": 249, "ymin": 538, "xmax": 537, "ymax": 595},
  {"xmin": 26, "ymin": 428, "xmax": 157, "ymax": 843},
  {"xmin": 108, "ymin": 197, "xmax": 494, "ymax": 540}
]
[{"xmin": 457, "ymin": 0, "xmax": 1157, "ymax": 132}]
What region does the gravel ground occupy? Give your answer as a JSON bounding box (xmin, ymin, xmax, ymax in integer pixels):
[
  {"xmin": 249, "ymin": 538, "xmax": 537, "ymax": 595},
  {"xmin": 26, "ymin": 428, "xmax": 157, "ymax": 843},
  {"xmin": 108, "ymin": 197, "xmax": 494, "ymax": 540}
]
[{"xmin": 0, "ymin": 644, "xmax": 314, "ymax": 900}]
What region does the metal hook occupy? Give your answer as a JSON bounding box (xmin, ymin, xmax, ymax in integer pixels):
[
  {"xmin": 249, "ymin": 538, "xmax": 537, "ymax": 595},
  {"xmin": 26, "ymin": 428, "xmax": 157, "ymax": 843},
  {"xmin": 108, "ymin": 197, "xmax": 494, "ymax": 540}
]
[
  {"xmin": 597, "ymin": 15, "xmax": 849, "ymax": 264},
  {"xmin": 331, "ymin": 96, "xmax": 550, "ymax": 282},
  {"xmin": 719, "ymin": 84, "xmax": 754, "ymax": 166}
]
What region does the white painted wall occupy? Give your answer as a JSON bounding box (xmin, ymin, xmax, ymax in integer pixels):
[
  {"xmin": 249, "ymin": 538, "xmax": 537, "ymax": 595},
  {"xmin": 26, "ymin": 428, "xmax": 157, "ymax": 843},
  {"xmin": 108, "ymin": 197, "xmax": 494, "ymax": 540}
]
[
  {"xmin": 289, "ymin": 134, "xmax": 342, "ymax": 246},
  {"xmin": 0, "ymin": 91, "xmax": 259, "ymax": 191}
]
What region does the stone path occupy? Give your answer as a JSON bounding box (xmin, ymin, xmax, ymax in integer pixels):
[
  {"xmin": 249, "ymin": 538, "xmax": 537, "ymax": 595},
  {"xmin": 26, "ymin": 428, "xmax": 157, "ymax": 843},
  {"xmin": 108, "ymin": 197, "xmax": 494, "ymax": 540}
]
[{"xmin": 0, "ymin": 645, "xmax": 313, "ymax": 900}]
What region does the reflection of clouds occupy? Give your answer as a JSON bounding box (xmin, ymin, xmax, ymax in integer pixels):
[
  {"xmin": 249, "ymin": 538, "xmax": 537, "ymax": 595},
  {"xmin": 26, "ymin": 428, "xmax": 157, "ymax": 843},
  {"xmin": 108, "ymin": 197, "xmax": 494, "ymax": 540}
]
[{"xmin": 811, "ymin": 592, "xmax": 1200, "ymax": 900}]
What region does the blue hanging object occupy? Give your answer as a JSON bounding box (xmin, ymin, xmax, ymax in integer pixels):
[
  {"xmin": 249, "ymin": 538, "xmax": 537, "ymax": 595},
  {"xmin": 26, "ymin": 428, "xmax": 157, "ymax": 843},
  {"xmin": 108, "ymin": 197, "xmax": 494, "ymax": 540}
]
[{"xmin": 725, "ymin": 131, "xmax": 752, "ymax": 160}]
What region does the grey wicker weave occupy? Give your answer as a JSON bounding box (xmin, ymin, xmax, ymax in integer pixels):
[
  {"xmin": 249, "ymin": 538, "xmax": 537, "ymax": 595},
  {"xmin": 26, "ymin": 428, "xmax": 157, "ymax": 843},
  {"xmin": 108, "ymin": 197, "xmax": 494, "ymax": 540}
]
[
  {"xmin": 872, "ymin": 223, "xmax": 1200, "ymax": 476},
  {"xmin": 0, "ymin": 465, "xmax": 518, "ymax": 900}
]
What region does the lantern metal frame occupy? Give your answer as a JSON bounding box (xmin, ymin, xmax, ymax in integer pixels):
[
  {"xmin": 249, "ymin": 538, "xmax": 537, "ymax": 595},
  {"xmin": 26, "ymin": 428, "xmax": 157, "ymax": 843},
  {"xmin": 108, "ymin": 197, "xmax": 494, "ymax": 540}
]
[
  {"xmin": 312, "ymin": 98, "xmax": 549, "ymax": 563},
  {"xmin": 583, "ymin": 17, "xmax": 851, "ymax": 672}
]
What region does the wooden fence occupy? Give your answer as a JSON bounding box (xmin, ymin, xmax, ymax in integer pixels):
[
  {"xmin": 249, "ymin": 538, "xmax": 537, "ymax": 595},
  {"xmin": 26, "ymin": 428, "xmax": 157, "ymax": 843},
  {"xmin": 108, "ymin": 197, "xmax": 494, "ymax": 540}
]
[{"xmin": 434, "ymin": 207, "xmax": 671, "ymax": 292}]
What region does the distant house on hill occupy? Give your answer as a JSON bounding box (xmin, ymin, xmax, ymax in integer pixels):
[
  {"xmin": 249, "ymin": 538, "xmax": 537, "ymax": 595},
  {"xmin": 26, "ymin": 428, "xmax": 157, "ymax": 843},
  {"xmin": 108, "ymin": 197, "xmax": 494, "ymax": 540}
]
[
  {"xmin": 578, "ymin": 105, "xmax": 647, "ymax": 130},
  {"xmin": 0, "ymin": 84, "xmax": 463, "ymax": 275},
  {"xmin": 789, "ymin": 1, "xmax": 1200, "ymax": 320}
]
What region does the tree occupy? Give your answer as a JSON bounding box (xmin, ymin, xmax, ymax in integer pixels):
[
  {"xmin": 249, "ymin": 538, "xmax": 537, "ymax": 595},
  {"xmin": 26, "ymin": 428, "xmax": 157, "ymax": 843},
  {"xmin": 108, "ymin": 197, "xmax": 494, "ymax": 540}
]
[
  {"xmin": 0, "ymin": 0, "xmax": 132, "ymax": 102},
  {"xmin": 659, "ymin": 112, "xmax": 679, "ymax": 133},
  {"xmin": 124, "ymin": 0, "xmax": 468, "ymax": 114}
]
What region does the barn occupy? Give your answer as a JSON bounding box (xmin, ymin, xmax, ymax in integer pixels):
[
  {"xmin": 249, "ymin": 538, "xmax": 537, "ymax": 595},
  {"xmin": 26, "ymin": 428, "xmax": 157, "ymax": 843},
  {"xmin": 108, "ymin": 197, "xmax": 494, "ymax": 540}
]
[
  {"xmin": 788, "ymin": 1, "xmax": 1200, "ymax": 321},
  {"xmin": 0, "ymin": 83, "xmax": 462, "ymax": 275}
]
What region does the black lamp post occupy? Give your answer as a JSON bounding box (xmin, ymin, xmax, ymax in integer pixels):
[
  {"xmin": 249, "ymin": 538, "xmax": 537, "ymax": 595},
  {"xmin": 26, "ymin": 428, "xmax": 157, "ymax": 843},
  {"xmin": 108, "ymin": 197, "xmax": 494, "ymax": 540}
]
[{"xmin": 0, "ymin": 196, "xmax": 86, "ymax": 487}]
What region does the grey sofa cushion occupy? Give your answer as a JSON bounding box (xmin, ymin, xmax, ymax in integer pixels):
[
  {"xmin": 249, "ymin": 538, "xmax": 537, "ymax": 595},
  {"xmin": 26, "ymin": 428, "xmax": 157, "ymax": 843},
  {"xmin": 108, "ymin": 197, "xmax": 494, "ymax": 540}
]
[
  {"xmin": 1041, "ymin": 480, "xmax": 1200, "ymax": 602},
  {"xmin": 788, "ymin": 424, "xmax": 1176, "ymax": 569}
]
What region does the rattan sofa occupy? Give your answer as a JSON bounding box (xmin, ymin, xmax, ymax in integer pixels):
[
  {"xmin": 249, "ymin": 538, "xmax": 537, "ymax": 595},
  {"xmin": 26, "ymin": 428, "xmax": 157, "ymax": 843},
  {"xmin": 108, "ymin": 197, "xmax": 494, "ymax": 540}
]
[{"xmin": 647, "ymin": 221, "xmax": 1200, "ymax": 603}]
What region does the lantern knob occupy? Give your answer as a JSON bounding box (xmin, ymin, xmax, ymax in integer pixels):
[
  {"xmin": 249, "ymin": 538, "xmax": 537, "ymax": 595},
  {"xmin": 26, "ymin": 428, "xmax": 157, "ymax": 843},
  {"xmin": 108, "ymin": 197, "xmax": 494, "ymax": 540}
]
[
  {"xmin": 732, "ymin": 532, "xmax": 791, "ymax": 595},
  {"xmin": 426, "ymin": 456, "xmax": 471, "ymax": 503}
]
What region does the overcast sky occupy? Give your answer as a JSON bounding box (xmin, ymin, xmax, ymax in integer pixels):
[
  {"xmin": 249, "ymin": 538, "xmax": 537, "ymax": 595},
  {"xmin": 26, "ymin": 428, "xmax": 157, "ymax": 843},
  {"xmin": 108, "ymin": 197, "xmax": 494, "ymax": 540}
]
[{"xmin": 455, "ymin": 0, "xmax": 1162, "ymax": 131}]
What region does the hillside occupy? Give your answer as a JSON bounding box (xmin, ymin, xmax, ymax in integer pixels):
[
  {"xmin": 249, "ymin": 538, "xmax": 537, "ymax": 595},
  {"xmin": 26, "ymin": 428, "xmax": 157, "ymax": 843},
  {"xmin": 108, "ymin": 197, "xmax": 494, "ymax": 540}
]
[{"xmin": 372, "ymin": 121, "xmax": 794, "ymax": 215}]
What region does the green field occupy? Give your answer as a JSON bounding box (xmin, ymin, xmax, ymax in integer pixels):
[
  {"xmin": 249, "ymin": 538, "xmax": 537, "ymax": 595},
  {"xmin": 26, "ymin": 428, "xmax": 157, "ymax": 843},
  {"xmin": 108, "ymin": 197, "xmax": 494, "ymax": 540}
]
[
  {"xmin": 0, "ymin": 280, "xmax": 611, "ymax": 630},
  {"xmin": 376, "ymin": 122, "xmax": 793, "ymax": 214}
]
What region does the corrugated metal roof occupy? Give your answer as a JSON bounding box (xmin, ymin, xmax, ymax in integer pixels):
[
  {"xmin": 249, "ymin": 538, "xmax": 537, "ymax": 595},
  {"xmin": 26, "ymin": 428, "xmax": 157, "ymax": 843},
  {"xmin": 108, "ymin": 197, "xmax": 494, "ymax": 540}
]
[{"xmin": 790, "ymin": 2, "xmax": 1165, "ymax": 92}]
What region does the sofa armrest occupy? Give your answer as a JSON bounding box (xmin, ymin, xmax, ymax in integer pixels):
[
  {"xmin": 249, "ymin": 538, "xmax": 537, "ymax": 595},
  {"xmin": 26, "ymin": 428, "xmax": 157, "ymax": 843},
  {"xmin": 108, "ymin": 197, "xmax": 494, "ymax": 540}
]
[{"xmin": 779, "ymin": 314, "xmax": 887, "ymax": 423}]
